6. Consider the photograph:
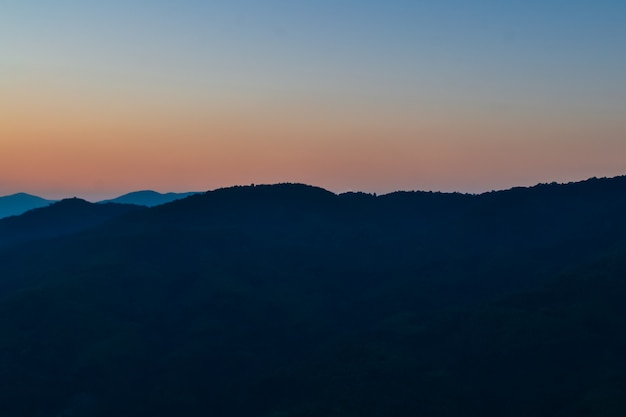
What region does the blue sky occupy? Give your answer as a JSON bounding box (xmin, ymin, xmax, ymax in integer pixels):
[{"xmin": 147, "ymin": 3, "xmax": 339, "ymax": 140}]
[{"xmin": 2, "ymin": 1, "xmax": 625, "ymax": 198}]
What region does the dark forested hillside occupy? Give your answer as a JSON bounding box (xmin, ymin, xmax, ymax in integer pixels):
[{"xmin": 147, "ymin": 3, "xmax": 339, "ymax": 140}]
[
  {"xmin": 1, "ymin": 177, "xmax": 626, "ymax": 416},
  {"xmin": 0, "ymin": 198, "xmax": 145, "ymax": 249}
]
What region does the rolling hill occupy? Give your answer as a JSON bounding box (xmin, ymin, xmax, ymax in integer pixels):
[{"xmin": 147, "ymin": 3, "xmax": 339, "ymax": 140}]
[
  {"xmin": 0, "ymin": 198, "xmax": 145, "ymax": 249},
  {"xmin": 98, "ymin": 190, "xmax": 199, "ymax": 207},
  {"xmin": 0, "ymin": 177, "xmax": 625, "ymax": 416},
  {"xmin": 0, "ymin": 192, "xmax": 54, "ymax": 219}
]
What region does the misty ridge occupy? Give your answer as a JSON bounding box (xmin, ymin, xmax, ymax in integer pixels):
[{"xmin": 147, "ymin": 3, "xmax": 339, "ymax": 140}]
[
  {"xmin": 0, "ymin": 190, "xmax": 201, "ymax": 220},
  {"xmin": 1, "ymin": 176, "xmax": 626, "ymax": 416}
]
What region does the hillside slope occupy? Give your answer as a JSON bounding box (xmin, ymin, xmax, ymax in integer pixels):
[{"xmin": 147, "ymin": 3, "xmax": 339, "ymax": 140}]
[
  {"xmin": 0, "ymin": 198, "xmax": 145, "ymax": 249},
  {"xmin": 98, "ymin": 190, "xmax": 199, "ymax": 207},
  {"xmin": 0, "ymin": 178, "xmax": 625, "ymax": 416},
  {"xmin": 0, "ymin": 193, "xmax": 54, "ymax": 219}
]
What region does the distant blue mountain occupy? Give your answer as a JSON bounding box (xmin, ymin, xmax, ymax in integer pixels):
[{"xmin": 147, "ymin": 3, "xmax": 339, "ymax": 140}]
[
  {"xmin": 0, "ymin": 193, "xmax": 55, "ymax": 219},
  {"xmin": 98, "ymin": 190, "xmax": 200, "ymax": 207}
]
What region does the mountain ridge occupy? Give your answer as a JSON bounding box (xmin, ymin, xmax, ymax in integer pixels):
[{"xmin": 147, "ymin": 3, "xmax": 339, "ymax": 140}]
[
  {"xmin": 0, "ymin": 192, "xmax": 55, "ymax": 219},
  {"xmin": 0, "ymin": 198, "xmax": 146, "ymax": 249},
  {"xmin": 98, "ymin": 190, "xmax": 200, "ymax": 207},
  {"xmin": 1, "ymin": 176, "xmax": 625, "ymax": 416}
]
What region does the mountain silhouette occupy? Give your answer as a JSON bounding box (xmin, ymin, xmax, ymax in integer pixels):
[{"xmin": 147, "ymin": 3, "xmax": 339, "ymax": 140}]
[
  {"xmin": 0, "ymin": 177, "xmax": 625, "ymax": 416},
  {"xmin": 98, "ymin": 190, "xmax": 199, "ymax": 207},
  {"xmin": 0, "ymin": 197, "xmax": 145, "ymax": 249},
  {"xmin": 0, "ymin": 192, "xmax": 55, "ymax": 219}
]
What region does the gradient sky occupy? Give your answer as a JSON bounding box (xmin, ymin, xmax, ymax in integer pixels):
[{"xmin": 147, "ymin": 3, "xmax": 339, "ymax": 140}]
[{"xmin": 2, "ymin": 1, "xmax": 625, "ymax": 200}]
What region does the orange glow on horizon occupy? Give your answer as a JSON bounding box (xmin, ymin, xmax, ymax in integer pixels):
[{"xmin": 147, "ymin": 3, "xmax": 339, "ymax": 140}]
[{"xmin": 2, "ymin": 77, "xmax": 625, "ymax": 200}]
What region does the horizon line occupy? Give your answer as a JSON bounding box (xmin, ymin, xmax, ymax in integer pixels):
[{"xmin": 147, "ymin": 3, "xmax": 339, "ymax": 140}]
[{"xmin": 2, "ymin": 174, "xmax": 624, "ymax": 203}]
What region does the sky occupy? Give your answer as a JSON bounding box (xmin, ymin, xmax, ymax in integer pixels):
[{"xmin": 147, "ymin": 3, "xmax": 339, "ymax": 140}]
[{"xmin": 2, "ymin": 1, "xmax": 625, "ymax": 200}]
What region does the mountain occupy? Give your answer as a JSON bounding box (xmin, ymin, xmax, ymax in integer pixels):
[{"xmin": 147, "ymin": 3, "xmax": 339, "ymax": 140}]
[
  {"xmin": 0, "ymin": 177, "xmax": 625, "ymax": 416},
  {"xmin": 98, "ymin": 190, "xmax": 199, "ymax": 207},
  {"xmin": 0, "ymin": 192, "xmax": 55, "ymax": 219},
  {"xmin": 0, "ymin": 198, "xmax": 145, "ymax": 249}
]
